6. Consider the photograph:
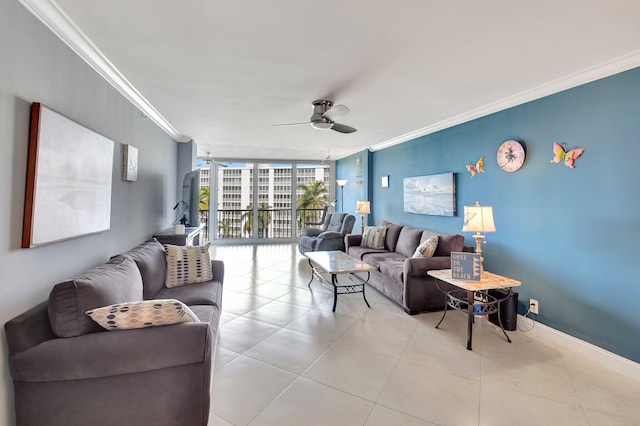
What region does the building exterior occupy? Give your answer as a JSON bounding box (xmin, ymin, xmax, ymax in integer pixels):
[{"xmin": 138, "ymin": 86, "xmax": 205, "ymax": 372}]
[{"xmin": 208, "ymin": 163, "xmax": 329, "ymax": 239}]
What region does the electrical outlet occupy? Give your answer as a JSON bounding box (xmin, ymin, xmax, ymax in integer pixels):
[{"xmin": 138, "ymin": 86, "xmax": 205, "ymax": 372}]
[{"xmin": 529, "ymin": 298, "xmax": 539, "ymax": 315}]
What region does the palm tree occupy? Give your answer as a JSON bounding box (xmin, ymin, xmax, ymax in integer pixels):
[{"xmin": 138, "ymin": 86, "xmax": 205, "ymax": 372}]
[
  {"xmin": 296, "ymin": 181, "xmax": 329, "ymax": 229},
  {"xmin": 217, "ymin": 218, "xmax": 232, "ymax": 239},
  {"xmin": 241, "ymin": 203, "xmax": 273, "ymax": 238},
  {"xmin": 199, "ymin": 187, "xmax": 210, "ymax": 210}
]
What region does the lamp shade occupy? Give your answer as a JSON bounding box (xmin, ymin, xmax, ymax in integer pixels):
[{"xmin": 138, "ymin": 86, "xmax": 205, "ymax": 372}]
[
  {"xmin": 462, "ymin": 202, "xmax": 496, "ymax": 233},
  {"xmin": 336, "ymin": 179, "xmax": 347, "ymax": 187},
  {"xmin": 356, "ymin": 200, "xmax": 371, "ymax": 214}
]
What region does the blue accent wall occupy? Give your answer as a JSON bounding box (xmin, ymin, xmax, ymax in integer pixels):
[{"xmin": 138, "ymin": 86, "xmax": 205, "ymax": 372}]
[
  {"xmin": 336, "ymin": 151, "xmax": 372, "ymax": 231},
  {"xmin": 337, "ymin": 67, "xmax": 640, "ymax": 362}
]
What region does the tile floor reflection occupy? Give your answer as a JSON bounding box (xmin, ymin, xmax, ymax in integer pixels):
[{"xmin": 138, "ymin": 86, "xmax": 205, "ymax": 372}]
[{"xmin": 209, "ymin": 244, "xmax": 640, "ymax": 426}]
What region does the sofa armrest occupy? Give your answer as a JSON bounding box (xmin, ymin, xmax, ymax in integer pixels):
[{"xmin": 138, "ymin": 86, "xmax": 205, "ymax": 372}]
[
  {"xmin": 4, "ymin": 302, "xmax": 55, "ymax": 357},
  {"xmin": 9, "ymin": 321, "xmax": 213, "ymax": 383},
  {"xmin": 302, "ymin": 228, "xmax": 323, "ymax": 238},
  {"xmin": 211, "ymin": 259, "xmax": 224, "ymax": 285},
  {"xmin": 318, "ymin": 231, "xmax": 344, "ymax": 239},
  {"xmin": 345, "ymin": 234, "xmax": 362, "ymax": 252},
  {"xmin": 403, "ymin": 256, "xmax": 452, "ymax": 278}
]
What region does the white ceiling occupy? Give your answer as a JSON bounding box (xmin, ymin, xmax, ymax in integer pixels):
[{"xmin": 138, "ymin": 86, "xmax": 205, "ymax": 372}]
[{"xmin": 23, "ymin": 0, "xmax": 640, "ymax": 161}]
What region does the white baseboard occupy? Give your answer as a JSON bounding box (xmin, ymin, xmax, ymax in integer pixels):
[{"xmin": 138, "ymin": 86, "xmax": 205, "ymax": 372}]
[{"xmin": 518, "ymin": 314, "xmax": 640, "ymax": 382}]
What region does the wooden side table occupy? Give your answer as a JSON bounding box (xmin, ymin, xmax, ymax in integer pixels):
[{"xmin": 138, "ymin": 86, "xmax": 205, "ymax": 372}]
[{"xmin": 428, "ymin": 269, "xmax": 521, "ymax": 350}]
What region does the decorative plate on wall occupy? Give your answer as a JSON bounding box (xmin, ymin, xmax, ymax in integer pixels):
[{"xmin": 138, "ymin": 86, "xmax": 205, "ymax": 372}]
[{"xmin": 497, "ymin": 140, "xmax": 526, "ymax": 172}]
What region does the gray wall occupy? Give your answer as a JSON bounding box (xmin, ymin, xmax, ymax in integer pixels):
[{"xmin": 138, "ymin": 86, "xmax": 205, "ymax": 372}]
[{"xmin": 0, "ymin": 2, "xmax": 179, "ymax": 424}]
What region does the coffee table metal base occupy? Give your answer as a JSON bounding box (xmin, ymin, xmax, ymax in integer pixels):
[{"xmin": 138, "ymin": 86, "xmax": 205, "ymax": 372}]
[{"xmin": 307, "ymin": 259, "xmax": 371, "ymax": 312}]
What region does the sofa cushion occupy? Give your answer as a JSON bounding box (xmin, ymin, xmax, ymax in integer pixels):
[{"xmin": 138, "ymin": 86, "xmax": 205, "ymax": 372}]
[
  {"xmin": 347, "ymin": 246, "xmax": 388, "ymax": 260},
  {"xmin": 155, "ymin": 279, "xmax": 223, "ymax": 307},
  {"xmin": 362, "ymin": 251, "xmax": 406, "ymax": 269},
  {"xmin": 413, "ymin": 235, "xmax": 439, "ymax": 258},
  {"xmin": 395, "ymin": 226, "xmax": 423, "ymax": 258},
  {"xmin": 86, "ymin": 299, "xmax": 199, "ymax": 330},
  {"xmin": 48, "ymin": 256, "xmax": 143, "ymax": 338},
  {"xmin": 362, "ymin": 226, "xmax": 387, "ymax": 249},
  {"xmin": 165, "ymin": 244, "xmax": 213, "ymax": 288},
  {"xmin": 119, "ymin": 239, "xmax": 167, "ymax": 299},
  {"xmin": 421, "ymin": 229, "xmax": 465, "ymax": 256},
  {"xmin": 380, "ymin": 221, "xmax": 404, "ymax": 252},
  {"xmin": 188, "ymin": 304, "xmax": 221, "ymax": 325},
  {"xmin": 379, "ymin": 261, "xmax": 404, "ymax": 283}
]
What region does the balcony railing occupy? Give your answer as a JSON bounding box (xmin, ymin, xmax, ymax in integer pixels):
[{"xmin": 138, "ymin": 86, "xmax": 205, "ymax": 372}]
[{"xmin": 199, "ymin": 208, "xmax": 326, "ymax": 240}]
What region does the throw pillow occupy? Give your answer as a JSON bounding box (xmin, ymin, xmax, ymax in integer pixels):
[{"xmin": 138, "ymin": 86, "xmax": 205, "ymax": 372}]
[
  {"xmin": 362, "ymin": 226, "xmax": 387, "ymax": 249},
  {"xmin": 413, "ymin": 235, "xmax": 439, "ymax": 258},
  {"xmin": 164, "ymin": 243, "xmax": 213, "ymax": 288},
  {"xmin": 86, "ymin": 299, "xmax": 199, "ymax": 330}
]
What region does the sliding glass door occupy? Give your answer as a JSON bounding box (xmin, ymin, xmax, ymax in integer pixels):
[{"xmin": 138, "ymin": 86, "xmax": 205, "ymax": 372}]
[{"xmin": 210, "ymin": 160, "xmax": 331, "ymax": 242}]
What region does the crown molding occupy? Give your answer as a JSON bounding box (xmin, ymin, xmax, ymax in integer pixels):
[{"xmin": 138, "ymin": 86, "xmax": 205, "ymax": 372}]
[
  {"xmin": 370, "ymin": 50, "xmax": 640, "ymax": 152},
  {"xmin": 18, "ymin": 0, "xmax": 191, "ymax": 142}
]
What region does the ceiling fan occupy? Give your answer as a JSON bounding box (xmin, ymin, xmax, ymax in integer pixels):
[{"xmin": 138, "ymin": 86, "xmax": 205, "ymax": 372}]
[{"xmin": 274, "ymin": 100, "xmax": 357, "ymax": 133}]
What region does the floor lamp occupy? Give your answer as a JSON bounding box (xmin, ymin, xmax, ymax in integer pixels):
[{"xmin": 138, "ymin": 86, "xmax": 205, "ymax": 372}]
[{"xmin": 336, "ymin": 180, "xmax": 347, "ymax": 212}]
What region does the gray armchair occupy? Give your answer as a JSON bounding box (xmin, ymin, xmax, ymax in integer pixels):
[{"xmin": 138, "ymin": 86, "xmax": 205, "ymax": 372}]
[{"xmin": 298, "ymin": 212, "xmax": 356, "ymax": 254}]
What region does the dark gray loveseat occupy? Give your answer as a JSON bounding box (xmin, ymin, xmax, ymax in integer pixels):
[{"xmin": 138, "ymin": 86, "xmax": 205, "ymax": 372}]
[
  {"xmin": 345, "ymin": 220, "xmax": 470, "ymax": 314},
  {"xmin": 4, "ymin": 239, "xmax": 223, "ymax": 426}
]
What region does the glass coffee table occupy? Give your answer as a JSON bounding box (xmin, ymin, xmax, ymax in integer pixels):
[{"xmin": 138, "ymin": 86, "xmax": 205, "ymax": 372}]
[{"xmin": 305, "ymin": 250, "xmax": 376, "ymax": 312}]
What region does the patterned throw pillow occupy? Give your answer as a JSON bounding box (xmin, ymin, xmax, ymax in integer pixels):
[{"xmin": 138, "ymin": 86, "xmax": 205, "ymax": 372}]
[
  {"xmin": 86, "ymin": 299, "xmax": 199, "ymax": 330},
  {"xmin": 413, "ymin": 235, "xmax": 439, "ymax": 258},
  {"xmin": 164, "ymin": 244, "xmax": 213, "ymax": 288},
  {"xmin": 362, "ymin": 226, "xmax": 387, "ymax": 249}
]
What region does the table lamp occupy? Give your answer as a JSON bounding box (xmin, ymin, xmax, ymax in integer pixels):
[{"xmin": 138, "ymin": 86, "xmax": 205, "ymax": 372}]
[
  {"xmin": 336, "ymin": 179, "xmax": 347, "ymax": 212},
  {"xmin": 462, "ymin": 201, "xmax": 496, "ymax": 269},
  {"xmin": 355, "ymin": 200, "xmax": 371, "ymax": 234}
]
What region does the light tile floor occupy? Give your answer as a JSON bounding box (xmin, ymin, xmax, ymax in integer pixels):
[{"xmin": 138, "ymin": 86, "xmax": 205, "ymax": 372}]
[{"xmin": 209, "ymin": 244, "xmax": 640, "ymax": 426}]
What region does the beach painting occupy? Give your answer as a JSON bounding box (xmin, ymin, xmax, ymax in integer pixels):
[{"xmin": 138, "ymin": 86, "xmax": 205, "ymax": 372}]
[{"xmin": 403, "ymin": 172, "xmax": 456, "ymax": 216}]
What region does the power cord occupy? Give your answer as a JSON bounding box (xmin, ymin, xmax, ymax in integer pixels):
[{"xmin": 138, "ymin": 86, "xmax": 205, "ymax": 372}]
[{"xmin": 518, "ymin": 308, "xmax": 537, "ymax": 332}]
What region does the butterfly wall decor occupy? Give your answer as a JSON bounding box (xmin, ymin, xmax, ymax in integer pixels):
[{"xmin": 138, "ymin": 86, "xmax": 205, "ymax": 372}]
[
  {"xmin": 466, "ymin": 156, "xmax": 485, "ymax": 178},
  {"xmin": 550, "ymin": 142, "xmax": 585, "ymax": 169}
]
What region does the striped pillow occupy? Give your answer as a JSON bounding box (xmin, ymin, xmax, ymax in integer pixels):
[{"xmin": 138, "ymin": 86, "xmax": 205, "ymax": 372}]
[
  {"xmin": 362, "ymin": 226, "xmax": 387, "ymax": 249},
  {"xmin": 164, "ymin": 244, "xmax": 213, "ymax": 288}
]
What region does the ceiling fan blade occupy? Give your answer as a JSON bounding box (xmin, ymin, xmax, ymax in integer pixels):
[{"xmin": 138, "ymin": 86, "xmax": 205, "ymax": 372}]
[
  {"xmin": 271, "ymin": 122, "xmax": 309, "ymax": 127},
  {"xmin": 322, "ymin": 104, "xmax": 350, "ymax": 122},
  {"xmin": 331, "ymin": 123, "xmax": 357, "ymax": 134}
]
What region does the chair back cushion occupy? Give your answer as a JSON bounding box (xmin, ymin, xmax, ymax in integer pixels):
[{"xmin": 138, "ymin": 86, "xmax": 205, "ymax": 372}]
[
  {"xmin": 324, "ymin": 213, "xmax": 348, "ymax": 232},
  {"xmin": 341, "ymin": 214, "xmax": 356, "ymax": 235}
]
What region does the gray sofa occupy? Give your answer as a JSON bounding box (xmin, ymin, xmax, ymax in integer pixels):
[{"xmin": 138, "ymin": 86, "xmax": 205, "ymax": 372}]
[
  {"xmin": 345, "ymin": 220, "xmax": 470, "ymax": 314},
  {"xmin": 4, "ymin": 239, "xmax": 223, "ymax": 426},
  {"xmin": 298, "ymin": 212, "xmax": 356, "ymax": 254}
]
